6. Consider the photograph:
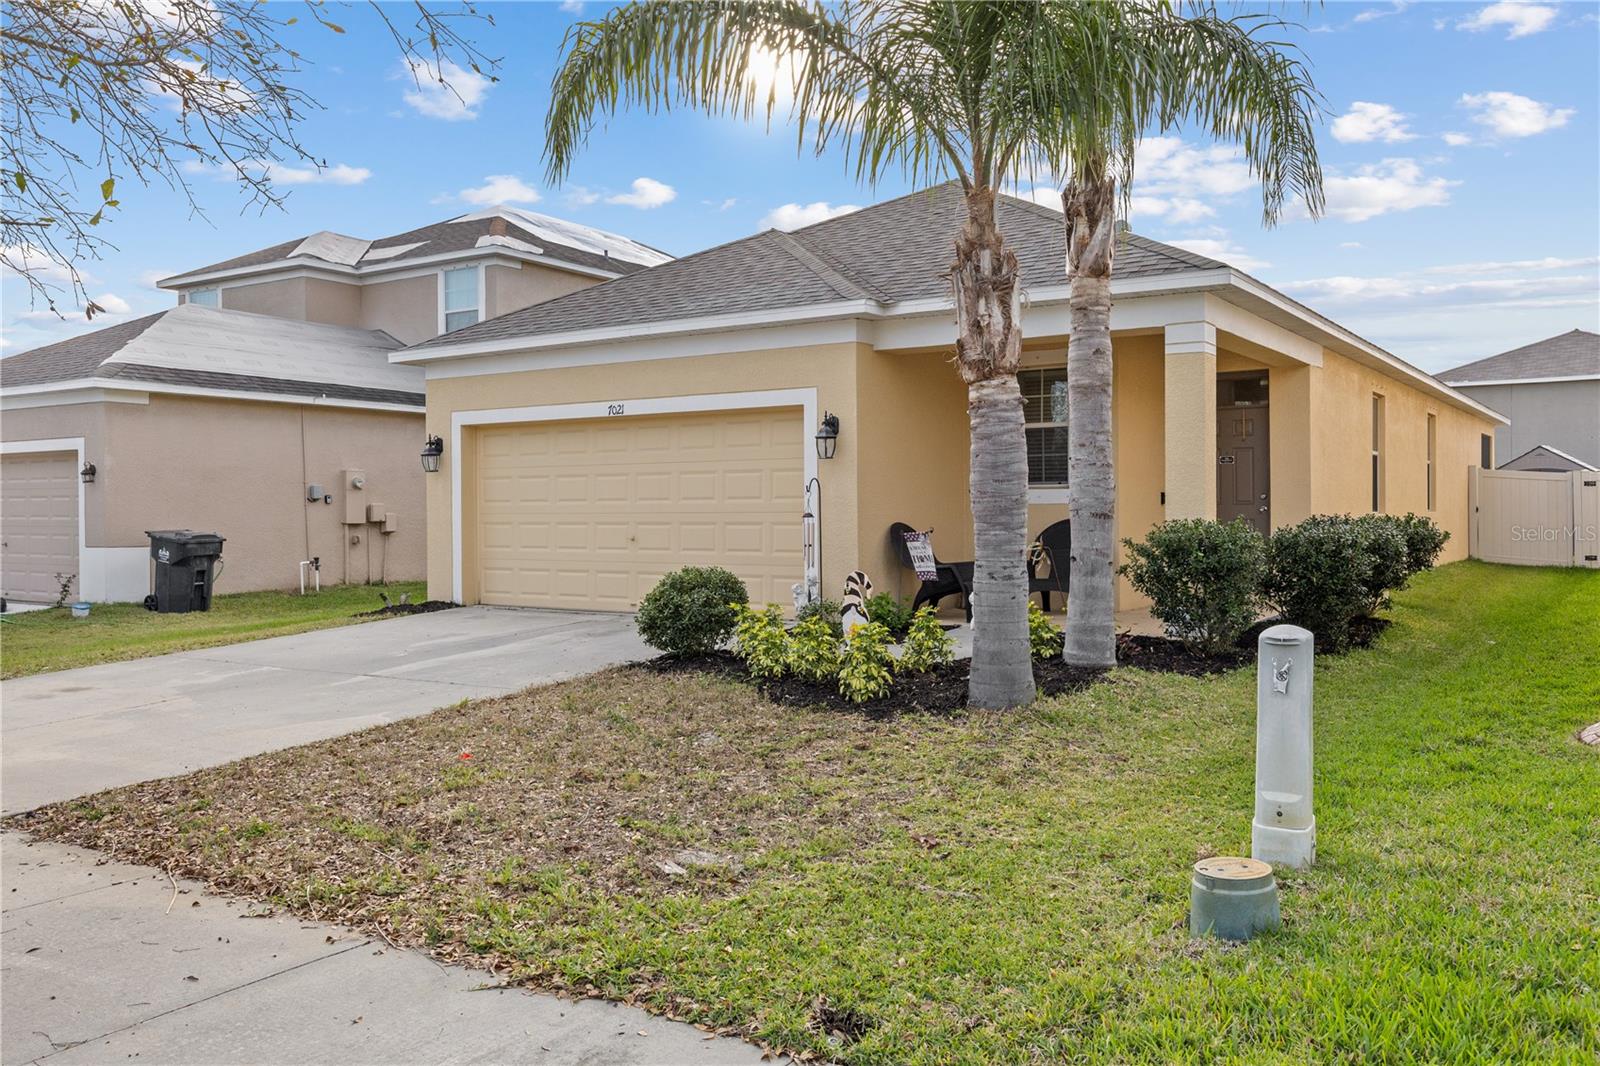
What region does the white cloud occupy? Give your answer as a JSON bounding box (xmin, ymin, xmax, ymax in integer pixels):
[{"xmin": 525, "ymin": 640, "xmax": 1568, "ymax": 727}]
[
  {"xmin": 457, "ymin": 175, "xmax": 541, "ymax": 206},
  {"xmin": 564, "ymin": 186, "xmax": 601, "ymax": 207},
  {"xmin": 1353, "ymin": 1, "xmax": 1410, "ymax": 23},
  {"xmin": 760, "ymin": 201, "xmax": 862, "ymax": 230},
  {"xmin": 605, "ymin": 177, "xmax": 676, "ymax": 209},
  {"xmin": 1441, "ymin": 131, "xmax": 1473, "ymax": 147},
  {"xmin": 559, "ymin": 0, "xmax": 584, "ymax": 11},
  {"xmin": 1458, "ymin": 2, "xmax": 1558, "ymax": 38},
  {"xmin": 92, "ymin": 292, "xmax": 132, "ymax": 314},
  {"xmin": 705, "ymin": 197, "xmax": 738, "ymax": 211},
  {"xmin": 1423, "ymin": 255, "xmax": 1598, "ymax": 275},
  {"xmin": 1136, "ymin": 137, "xmax": 1256, "ymax": 198},
  {"xmin": 1340, "ymin": 241, "xmax": 1364, "ymax": 249},
  {"xmin": 0, "ymin": 243, "xmax": 85, "ymax": 285},
  {"xmin": 1279, "ymin": 258, "xmax": 1597, "ymax": 314},
  {"xmin": 1165, "ymin": 238, "xmax": 1270, "ymax": 271},
  {"xmin": 137, "ymin": 268, "xmax": 175, "ymax": 289},
  {"xmin": 399, "ymin": 58, "xmax": 492, "ymax": 121},
  {"xmin": 1460, "ymin": 91, "xmax": 1574, "ymax": 138},
  {"xmin": 1318, "ymin": 158, "xmax": 1456, "ymax": 222},
  {"xmin": 1128, "ymin": 195, "xmax": 1216, "ymax": 224},
  {"xmin": 258, "ymin": 161, "xmax": 371, "ymax": 185},
  {"xmin": 1331, "ymin": 101, "xmax": 1416, "ymax": 144}
]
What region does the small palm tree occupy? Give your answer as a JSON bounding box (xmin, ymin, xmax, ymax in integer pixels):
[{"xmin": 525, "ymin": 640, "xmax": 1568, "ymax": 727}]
[
  {"xmin": 1029, "ymin": 1, "xmax": 1325, "ymax": 666},
  {"xmin": 545, "ymin": 0, "xmax": 1057, "ymax": 708}
]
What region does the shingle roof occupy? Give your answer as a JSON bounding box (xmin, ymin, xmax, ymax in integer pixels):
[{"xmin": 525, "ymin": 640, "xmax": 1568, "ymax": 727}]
[
  {"xmin": 1441, "ymin": 329, "xmax": 1600, "ymax": 384},
  {"xmin": 1, "ymin": 305, "xmax": 421, "ymax": 406},
  {"xmin": 407, "ymin": 182, "xmax": 1224, "ymax": 351},
  {"xmin": 162, "ymin": 208, "xmax": 670, "ymax": 286}
]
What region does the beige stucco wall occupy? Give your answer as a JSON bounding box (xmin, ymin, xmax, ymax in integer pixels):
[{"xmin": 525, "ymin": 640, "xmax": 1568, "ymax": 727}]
[
  {"xmin": 215, "ymin": 277, "xmax": 362, "ymax": 328},
  {"xmin": 485, "ymin": 264, "xmax": 596, "ymax": 321},
  {"xmin": 424, "ymin": 343, "xmax": 865, "ymax": 605},
  {"xmin": 2, "ymin": 394, "xmax": 425, "ymax": 594},
  {"xmin": 1308, "ymin": 349, "xmax": 1492, "ymax": 562},
  {"xmin": 360, "ymin": 274, "xmax": 439, "ymax": 346}
]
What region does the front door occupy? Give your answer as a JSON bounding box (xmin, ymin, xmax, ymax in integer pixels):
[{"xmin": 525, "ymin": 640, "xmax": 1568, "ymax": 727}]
[{"xmin": 1217, "ymin": 374, "xmax": 1270, "ymax": 535}]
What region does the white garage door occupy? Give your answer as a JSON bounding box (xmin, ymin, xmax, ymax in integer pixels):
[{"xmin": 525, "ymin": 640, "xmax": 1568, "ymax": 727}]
[
  {"xmin": 2, "ymin": 451, "xmax": 79, "ymax": 603},
  {"xmin": 476, "ymin": 408, "xmax": 804, "ymax": 611}
]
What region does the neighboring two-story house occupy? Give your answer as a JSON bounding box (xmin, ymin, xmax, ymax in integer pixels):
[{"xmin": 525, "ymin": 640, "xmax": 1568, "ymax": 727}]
[
  {"xmin": 0, "ymin": 208, "xmax": 668, "ymax": 604},
  {"xmin": 1440, "ymin": 329, "xmax": 1600, "ymax": 472}
]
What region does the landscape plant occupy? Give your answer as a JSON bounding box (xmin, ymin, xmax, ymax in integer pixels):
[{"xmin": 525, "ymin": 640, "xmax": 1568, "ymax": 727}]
[
  {"xmin": 863, "ymin": 593, "xmax": 914, "ymax": 640},
  {"xmin": 635, "ymin": 567, "xmax": 748, "ymax": 657},
  {"xmin": 1119, "ymin": 518, "xmax": 1266, "ymax": 655},
  {"xmin": 731, "ymin": 603, "xmax": 789, "ymax": 679},
  {"xmin": 897, "ymin": 606, "xmax": 954, "ymax": 674},
  {"xmin": 1028, "ymin": 601, "xmax": 1064, "ymax": 660},
  {"xmin": 1261, "ymin": 516, "xmax": 1376, "ymax": 650},
  {"xmin": 837, "ymin": 621, "xmax": 894, "ymax": 703},
  {"xmin": 785, "ymin": 614, "xmax": 842, "ymax": 682},
  {"xmin": 1352, "ymin": 514, "xmax": 1413, "ymax": 616},
  {"xmin": 794, "ymin": 597, "xmax": 843, "ymax": 639},
  {"xmin": 1392, "ymin": 512, "xmax": 1450, "ymax": 577}
]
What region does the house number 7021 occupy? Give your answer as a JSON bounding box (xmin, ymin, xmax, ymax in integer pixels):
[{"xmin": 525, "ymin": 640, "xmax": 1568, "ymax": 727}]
[{"xmin": 606, "ymin": 403, "xmax": 625, "ymax": 416}]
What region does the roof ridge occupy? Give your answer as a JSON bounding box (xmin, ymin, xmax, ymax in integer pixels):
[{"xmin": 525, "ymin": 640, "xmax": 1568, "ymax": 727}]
[{"xmin": 765, "ymin": 229, "xmax": 891, "ymax": 303}]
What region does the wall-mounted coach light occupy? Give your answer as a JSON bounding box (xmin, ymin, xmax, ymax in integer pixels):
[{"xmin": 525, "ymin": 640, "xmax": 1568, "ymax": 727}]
[
  {"xmin": 421, "ymin": 435, "xmax": 444, "ymax": 474},
  {"xmin": 814, "ymin": 412, "xmax": 840, "ymax": 460}
]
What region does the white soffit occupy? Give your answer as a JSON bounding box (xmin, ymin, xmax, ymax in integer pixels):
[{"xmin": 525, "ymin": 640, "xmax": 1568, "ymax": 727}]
[{"xmin": 105, "ymin": 304, "xmax": 422, "ymax": 393}]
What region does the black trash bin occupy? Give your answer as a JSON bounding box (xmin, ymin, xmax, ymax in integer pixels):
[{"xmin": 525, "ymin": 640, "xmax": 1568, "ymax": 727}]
[{"xmin": 145, "ymin": 530, "xmax": 226, "ymax": 613}]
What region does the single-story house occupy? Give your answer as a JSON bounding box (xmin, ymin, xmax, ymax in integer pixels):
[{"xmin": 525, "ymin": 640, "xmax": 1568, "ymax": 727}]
[
  {"xmin": 397, "ymin": 182, "xmax": 1505, "ymax": 615},
  {"xmin": 1, "ymin": 207, "xmax": 667, "ymax": 605},
  {"xmin": 1440, "ymin": 328, "xmax": 1600, "ymax": 471}
]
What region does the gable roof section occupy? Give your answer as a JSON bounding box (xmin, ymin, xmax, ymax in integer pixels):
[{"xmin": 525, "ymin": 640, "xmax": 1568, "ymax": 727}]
[
  {"xmin": 1499, "ymin": 443, "xmax": 1598, "ymax": 472},
  {"xmin": 1441, "ymin": 329, "xmax": 1600, "ymax": 385},
  {"xmin": 407, "ymin": 183, "xmax": 1218, "ymax": 352},
  {"xmin": 161, "ymin": 209, "xmax": 671, "ymax": 288},
  {"xmin": 1, "ymin": 304, "xmax": 421, "ymax": 407}
]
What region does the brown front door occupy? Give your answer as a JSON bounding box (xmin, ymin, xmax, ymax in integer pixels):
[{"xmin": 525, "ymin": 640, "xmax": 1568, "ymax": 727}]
[{"xmin": 1217, "ymin": 380, "xmax": 1270, "ymax": 535}]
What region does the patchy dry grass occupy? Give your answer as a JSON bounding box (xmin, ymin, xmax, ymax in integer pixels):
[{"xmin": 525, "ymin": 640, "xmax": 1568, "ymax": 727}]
[{"xmin": 12, "ymin": 561, "xmax": 1600, "ymax": 1064}]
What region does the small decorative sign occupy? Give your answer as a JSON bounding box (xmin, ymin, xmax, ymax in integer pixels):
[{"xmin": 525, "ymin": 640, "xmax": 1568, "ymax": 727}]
[
  {"xmin": 1218, "ymin": 455, "xmax": 1236, "ymax": 465},
  {"xmin": 902, "ymin": 529, "xmax": 938, "ymax": 581}
]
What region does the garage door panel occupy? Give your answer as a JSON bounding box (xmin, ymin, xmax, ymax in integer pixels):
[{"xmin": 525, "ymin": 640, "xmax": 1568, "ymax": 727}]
[
  {"xmin": 2, "ymin": 451, "xmax": 79, "ymax": 603},
  {"xmin": 476, "ymin": 408, "xmax": 803, "ymax": 610}
]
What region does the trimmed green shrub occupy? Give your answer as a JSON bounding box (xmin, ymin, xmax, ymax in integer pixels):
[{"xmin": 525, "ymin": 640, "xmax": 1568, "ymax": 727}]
[
  {"xmin": 1262, "ymin": 516, "xmax": 1374, "ymax": 650},
  {"xmin": 731, "ymin": 603, "xmax": 788, "ymax": 679},
  {"xmin": 1393, "ymin": 512, "xmax": 1450, "ymax": 577},
  {"xmin": 1028, "ymin": 601, "xmax": 1064, "ymax": 660},
  {"xmin": 1352, "ymin": 514, "xmax": 1411, "ymax": 615},
  {"xmin": 635, "ymin": 567, "xmax": 747, "ymax": 657},
  {"xmin": 864, "ymin": 593, "xmax": 914, "ymax": 639},
  {"xmin": 794, "ymin": 597, "xmax": 843, "ymax": 639},
  {"xmin": 838, "ymin": 622, "xmax": 894, "ymax": 703},
  {"xmin": 898, "ymin": 606, "xmax": 955, "ymax": 674},
  {"xmin": 785, "ymin": 614, "xmax": 841, "ymax": 682},
  {"xmin": 1118, "ymin": 518, "xmax": 1266, "ymax": 654}
]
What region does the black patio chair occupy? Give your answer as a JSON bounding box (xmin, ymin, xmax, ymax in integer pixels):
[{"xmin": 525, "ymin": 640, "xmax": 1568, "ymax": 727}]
[
  {"xmin": 1028, "ymin": 519, "xmax": 1072, "ymax": 612},
  {"xmin": 889, "ymin": 522, "xmax": 973, "ymax": 621}
]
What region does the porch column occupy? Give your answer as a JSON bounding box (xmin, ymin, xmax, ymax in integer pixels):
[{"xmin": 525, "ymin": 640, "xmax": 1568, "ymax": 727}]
[{"xmin": 1164, "ymin": 321, "xmax": 1218, "ymax": 521}]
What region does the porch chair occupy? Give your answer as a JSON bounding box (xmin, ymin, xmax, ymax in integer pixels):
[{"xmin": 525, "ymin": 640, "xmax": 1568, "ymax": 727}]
[
  {"xmin": 888, "ymin": 522, "xmax": 973, "ymax": 621},
  {"xmin": 1028, "ymin": 519, "xmax": 1072, "ymax": 612}
]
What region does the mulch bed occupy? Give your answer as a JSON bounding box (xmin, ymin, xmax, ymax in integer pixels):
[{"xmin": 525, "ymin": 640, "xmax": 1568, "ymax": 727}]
[
  {"xmin": 654, "ymin": 651, "xmax": 1107, "ymax": 716},
  {"xmin": 358, "ymin": 600, "xmax": 459, "ymax": 617}
]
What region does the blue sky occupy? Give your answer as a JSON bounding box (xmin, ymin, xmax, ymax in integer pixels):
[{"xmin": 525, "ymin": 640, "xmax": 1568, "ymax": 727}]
[{"xmin": 3, "ymin": 0, "xmax": 1596, "ymax": 373}]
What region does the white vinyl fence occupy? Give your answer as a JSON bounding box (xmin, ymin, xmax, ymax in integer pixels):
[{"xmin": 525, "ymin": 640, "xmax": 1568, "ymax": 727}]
[{"xmin": 1469, "ymin": 467, "xmax": 1600, "ymax": 568}]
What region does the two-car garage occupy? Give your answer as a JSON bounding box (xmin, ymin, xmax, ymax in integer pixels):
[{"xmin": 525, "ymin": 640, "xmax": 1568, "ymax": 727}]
[{"xmin": 471, "ymin": 405, "xmax": 807, "ymax": 611}]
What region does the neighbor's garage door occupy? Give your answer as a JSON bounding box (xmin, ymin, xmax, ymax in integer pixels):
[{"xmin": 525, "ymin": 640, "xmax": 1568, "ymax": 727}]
[
  {"xmin": 476, "ymin": 408, "xmax": 803, "ymax": 610},
  {"xmin": 1, "ymin": 451, "xmax": 79, "ymax": 603}
]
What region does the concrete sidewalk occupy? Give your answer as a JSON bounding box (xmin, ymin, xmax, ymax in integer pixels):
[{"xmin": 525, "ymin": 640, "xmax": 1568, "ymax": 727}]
[
  {"xmin": 2, "ymin": 606, "xmax": 651, "ymax": 814},
  {"xmin": 2, "ymin": 835, "xmax": 769, "ymax": 1065}
]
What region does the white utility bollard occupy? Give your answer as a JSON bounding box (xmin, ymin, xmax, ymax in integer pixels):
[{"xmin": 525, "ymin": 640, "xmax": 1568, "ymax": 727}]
[{"xmin": 1251, "ymin": 624, "xmax": 1316, "ymax": 870}]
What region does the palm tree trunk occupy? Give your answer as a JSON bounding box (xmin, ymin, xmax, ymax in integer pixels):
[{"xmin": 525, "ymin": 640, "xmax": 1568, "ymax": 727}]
[
  {"xmin": 1062, "ymin": 177, "xmax": 1117, "ymax": 668},
  {"xmin": 950, "ymin": 185, "xmax": 1035, "ymax": 709}
]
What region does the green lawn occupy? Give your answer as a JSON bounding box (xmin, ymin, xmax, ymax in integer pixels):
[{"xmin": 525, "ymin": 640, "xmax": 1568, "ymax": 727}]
[
  {"xmin": 0, "ymin": 581, "xmax": 428, "ymax": 678},
  {"xmin": 11, "ymin": 561, "xmax": 1598, "ymax": 1063}
]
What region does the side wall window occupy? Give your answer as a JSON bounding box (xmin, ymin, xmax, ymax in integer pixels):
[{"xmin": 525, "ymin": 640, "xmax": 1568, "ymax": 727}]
[
  {"xmin": 1370, "ymin": 393, "xmax": 1386, "ymax": 512},
  {"xmin": 187, "ymin": 288, "xmax": 219, "ymax": 308},
  {"xmin": 1426, "ymin": 413, "xmax": 1437, "ymax": 511},
  {"xmin": 1020, "ymin": 367, "xmax": 1069, "ymax": 486},
  {"xmin": 1480, "ymin": 433, "xmax": 1493, "ymax": 470},
  {"xmin": 441, "ymin": 267, "xmax": 479, "ymax": 333}
]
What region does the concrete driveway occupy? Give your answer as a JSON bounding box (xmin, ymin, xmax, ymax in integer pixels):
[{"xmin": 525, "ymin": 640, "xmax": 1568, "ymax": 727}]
[{"xmin": 2, "ymin": 606, "xmax": 650, "ymax": 815}]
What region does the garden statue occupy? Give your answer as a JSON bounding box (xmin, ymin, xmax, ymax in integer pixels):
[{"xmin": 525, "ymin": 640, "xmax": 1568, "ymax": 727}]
[{"xmin": 840, "ymin": 570, "xmax": 873, "ymax": 640}]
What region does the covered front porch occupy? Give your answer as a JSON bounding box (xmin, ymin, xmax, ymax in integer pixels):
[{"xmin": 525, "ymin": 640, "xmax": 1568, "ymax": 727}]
[{"xmin": 857, "ymin": 293, "xmax": 1322, "ymax": 614}]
